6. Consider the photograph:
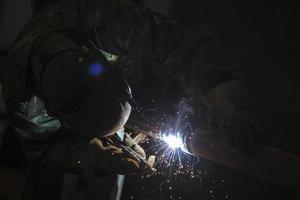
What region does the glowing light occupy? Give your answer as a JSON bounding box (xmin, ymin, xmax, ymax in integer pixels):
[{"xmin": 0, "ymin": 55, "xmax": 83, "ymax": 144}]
[
  {"xmin": 89, "ymin": 63, "xmax": 103, "ymax": 76},
  {"xmin": 162, "ymin": 133, "xmax": 185, "ymax": 150},
  {"xmin": 159, "ymin": 131, "xmax": 192, "ymax": 154}
]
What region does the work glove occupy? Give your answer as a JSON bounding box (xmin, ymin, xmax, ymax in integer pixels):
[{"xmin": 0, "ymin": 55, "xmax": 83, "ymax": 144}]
[
  {"xmin": 39, "ymin": 131, "xmax": 155, "ymax": 177},
  {"xmin": 87, "ymin": 134, "xmax": 156, "ymax": 175},
  {"xmin": 124, "ymin": 133, "xmax": 147, "ymax": 159}
]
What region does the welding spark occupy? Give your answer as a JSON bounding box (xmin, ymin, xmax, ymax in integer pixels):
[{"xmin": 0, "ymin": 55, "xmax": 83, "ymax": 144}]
[
  {"xmin": 135, "ymin": 99, "xmax": 207, "ymax": 199},
  {"xmin": 159, "ymin": 131, "xmax": 191, "ymax": 154},
  {"xmin": 142, "ymin": 127, "xmax": 201, "ymax": 199},
  {"xmin": 161, "ymin": 132, "xmax": 185, "ymax": 150}
]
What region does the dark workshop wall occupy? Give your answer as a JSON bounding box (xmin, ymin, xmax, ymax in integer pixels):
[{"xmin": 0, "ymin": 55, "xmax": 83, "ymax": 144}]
[
  {"xmin": 0, "ymin": 0, "xmax": 34, "ymax": 51},
  {"xmin": 145, "ymin": 0, "xmax": 173, "ymax": 16}
]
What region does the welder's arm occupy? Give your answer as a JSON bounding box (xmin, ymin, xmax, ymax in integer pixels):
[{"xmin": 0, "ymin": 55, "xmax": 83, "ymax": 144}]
[{"xmin": 143, "ymin": 10, "xmax": 257, "ymax": 154}]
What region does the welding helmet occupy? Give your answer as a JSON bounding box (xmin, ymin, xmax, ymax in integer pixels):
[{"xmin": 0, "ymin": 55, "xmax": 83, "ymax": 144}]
[{"xmin": 38, "ymin": 49, "xmax": 132, "ymax": 137}]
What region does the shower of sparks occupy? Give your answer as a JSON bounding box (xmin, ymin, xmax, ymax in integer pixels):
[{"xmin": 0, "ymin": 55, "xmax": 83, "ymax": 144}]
[
  {"xmin": 136, "ymin": 103, "xmax": 208, "ymax": 200},
  {"xmin": 160, "ymin": 132, "xmax": 185, "ymax": 151},
  {"xmin": 127, "ymin": 99, "xmax": 230, "ymax": 199},
  {"xmin": 141, "ymin": 104, "xmax": 197, "ymax": 174},
  {"xmin": 132, "ymin": 98, "xmax": 210, "ymax": 199},
  {"xmin": 141, "ymin": 128, "xmax": 201, "ymax": 199}
]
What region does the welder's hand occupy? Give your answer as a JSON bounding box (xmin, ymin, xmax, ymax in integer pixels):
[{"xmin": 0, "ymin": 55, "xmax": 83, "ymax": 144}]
[
  {"xmin": 124, "ymin": 133, "xmax": 156, "ymax": 174},
  {"xmin": 88, "ymin": 136, "xmax": 155, "ymax": 175},
  {"xmin": 124, "ymin": 133, "xmax": 147, "ymax": 159}
]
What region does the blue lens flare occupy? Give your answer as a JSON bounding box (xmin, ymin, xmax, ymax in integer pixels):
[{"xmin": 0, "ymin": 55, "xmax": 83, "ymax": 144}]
[{"xmin": 89, "ymin": 63, "xmax": 103, "ymax": 76}]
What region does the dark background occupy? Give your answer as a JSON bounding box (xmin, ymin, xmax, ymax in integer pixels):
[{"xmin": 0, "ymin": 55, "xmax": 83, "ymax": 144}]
[
  {"xmin": 0, "ymin": 0, "xmax": 299, "ymax": 199},
  {"xmin": 170, "ymin": 0, "xmax": 300, "ymax": 148}
]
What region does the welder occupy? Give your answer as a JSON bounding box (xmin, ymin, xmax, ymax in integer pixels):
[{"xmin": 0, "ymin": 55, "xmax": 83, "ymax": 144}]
[{"xmin": 2, "ymin": 0, "xmax": 258, "ymax": 199}]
